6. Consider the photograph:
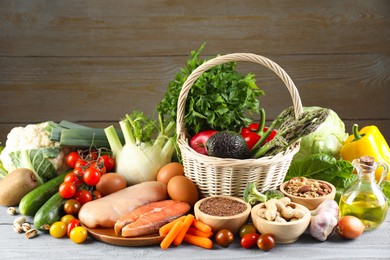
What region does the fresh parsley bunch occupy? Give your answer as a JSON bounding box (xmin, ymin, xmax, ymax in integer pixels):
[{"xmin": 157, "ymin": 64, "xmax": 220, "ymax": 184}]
[{"xmin": 157, "ymin": 43, "xmax": 264, "ymax": 136}]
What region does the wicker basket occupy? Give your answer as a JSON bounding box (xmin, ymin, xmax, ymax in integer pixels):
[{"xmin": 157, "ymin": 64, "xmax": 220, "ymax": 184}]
[{"xmin": 176, "ymin": 53, "xmax": 303, "ymax": 198}]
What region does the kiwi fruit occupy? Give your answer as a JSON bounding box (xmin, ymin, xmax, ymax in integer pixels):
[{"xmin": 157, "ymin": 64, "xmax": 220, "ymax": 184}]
[{"xmin": 0, "ymin": 168, "xmax": 39, "ymax": 206}]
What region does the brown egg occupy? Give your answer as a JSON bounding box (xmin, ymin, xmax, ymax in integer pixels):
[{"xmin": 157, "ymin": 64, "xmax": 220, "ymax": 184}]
[
  {"xmin": 96, "ymin": 173, "xmax": 127, "ymax": 196},
  {"xmin": 167, "ymin": 175, "xmax": 199, "ymax": 206},
  {"xmin": 157, "ymin": 162, "xmax": 185, "ymax": 185}
]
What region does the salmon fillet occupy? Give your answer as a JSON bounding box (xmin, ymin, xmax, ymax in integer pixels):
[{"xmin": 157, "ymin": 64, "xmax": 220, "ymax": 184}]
[{"xmin": 114, "ymin": 200, "xmax": 190, "ymax": 237}]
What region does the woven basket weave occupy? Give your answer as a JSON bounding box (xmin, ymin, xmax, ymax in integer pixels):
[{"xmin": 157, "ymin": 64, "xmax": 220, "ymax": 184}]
[{"xmin": 176, "ymin": 53, "xmax": 303, "ymax": 198}]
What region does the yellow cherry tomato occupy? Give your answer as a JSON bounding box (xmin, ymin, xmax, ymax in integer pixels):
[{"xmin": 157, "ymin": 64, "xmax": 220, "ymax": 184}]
[
  {"xmin": 70, "ymin": 226, "xmax": 88, "ymax": 244},
  {"xmin": 50, "ymin": 221, "xmax": 67, "ymax": 238},
  {"xmin": 60, "ymin": 214, "xmax": 75, "ymax": 226}
]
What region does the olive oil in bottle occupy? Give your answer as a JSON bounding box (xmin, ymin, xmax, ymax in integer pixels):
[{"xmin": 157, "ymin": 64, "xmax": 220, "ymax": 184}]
[{"xmin": 339, "ymin": 156, "xmax": 388, "ymax": 231}]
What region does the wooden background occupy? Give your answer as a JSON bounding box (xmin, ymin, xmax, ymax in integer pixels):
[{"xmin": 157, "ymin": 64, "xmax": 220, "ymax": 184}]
[{"xmin": 0, "ymin": 0, "xmax": 389, "ymax": 144}]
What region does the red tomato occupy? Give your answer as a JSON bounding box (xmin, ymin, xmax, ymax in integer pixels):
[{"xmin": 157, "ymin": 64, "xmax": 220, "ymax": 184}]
[
  {"xmin": 67, "ymin": 218, "xmax": 80, "ymax": 237},
  {"xmin": 83, "ymin": 167, "xmax": 101, "ymax": 186},
  {"xmin": 59, "ymin": 182, "xmax": 77, "ymax": 199},
  {"xmin": 74, "ymin": 190, "xmax": 93, "ymax": 205},
  {"xmin": 66, "ymin": 151, "xmax": 81, "ymax": 169},
  {"xmin": 64, "ymin": 199, "xmax": 81, "ymax": 216},
  {"xmin": 73, "ymin": 167, "xmax": 84, "ymax": 176},
  {"xmin": 257, "ymin": 234, "xmax": 275, "ymax": 251},
  {"xmin": 90, "ymin": 161, "xmax": 106, "ymax": 175},
  {"xmin": 99, "ymin": 155, "xmax": 115, "ymax": 172},
  {"xmin": 241, "ymin": 233, "xmax": 260, "ymax": 249},
  {"xmin": 64, "ymin": 173, "xmax": 83, "ymax": 187},
  {"xmin": 75, "ymin": 159, "xmax": 88, "ymax": 168},
  {"xmin": 92, "ymin": 190, "xmax": 102, "ymax": 200}
]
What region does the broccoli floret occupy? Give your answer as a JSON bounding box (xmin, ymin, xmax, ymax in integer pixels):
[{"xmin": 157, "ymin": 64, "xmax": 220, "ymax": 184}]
[
  {"xmin": 243, "ymin": 182, "xmax": 284, "ymax": 206},
  {"xmin": 264, "ymin": 189, "xmax": 284, "ymax": 200}
]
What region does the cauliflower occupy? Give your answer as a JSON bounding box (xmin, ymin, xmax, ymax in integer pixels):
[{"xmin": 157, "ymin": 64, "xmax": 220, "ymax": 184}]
[{"xmin": 0, "ymin": 122, "xmax": 69, "ymax": 179}]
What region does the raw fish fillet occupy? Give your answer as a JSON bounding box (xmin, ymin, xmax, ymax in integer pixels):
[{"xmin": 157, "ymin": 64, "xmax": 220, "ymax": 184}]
[{"xmin": 114, "ymin": 200, "xmax": 190, "ymax": 237}]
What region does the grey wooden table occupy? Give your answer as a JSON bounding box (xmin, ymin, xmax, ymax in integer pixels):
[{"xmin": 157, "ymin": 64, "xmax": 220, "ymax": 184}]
[{"xmin": 1, "ymin": 206, "xmax": 389, "ymax": 260}]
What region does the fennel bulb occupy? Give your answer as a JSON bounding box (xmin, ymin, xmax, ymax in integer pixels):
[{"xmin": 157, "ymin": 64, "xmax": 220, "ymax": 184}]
[{"xmin": 105, "ymin": 111, "xmax": 175, "ymax": 185}]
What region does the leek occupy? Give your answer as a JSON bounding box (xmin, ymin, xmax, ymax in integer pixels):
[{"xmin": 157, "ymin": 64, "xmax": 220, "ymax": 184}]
[
  {"xmin": 104, "ymin": 111, "xmax": 176, "ymax": 185},
  {"xmin": 46, "ymin": 120, "xmax": 124, "ymax": 149}
]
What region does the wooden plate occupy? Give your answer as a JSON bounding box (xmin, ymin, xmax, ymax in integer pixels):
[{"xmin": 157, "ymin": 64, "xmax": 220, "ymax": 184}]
[{"xmin": 85, "ymin": 226, "xmax": 165, "ymax": 247}]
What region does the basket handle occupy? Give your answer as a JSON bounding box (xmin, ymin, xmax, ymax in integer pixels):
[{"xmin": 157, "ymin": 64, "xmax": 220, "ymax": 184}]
[{"xmin": 176, "ymin": 53, "xmax": 303, "ymax": 137}]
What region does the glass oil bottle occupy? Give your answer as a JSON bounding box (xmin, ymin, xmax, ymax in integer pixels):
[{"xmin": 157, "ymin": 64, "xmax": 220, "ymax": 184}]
[{"xmin": 339, "ymin": 156, "xmax": 389, "ymax": 231}]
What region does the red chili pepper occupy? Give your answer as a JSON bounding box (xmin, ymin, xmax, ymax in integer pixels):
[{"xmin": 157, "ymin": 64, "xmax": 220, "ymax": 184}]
[{"xmin": 240, "ymin": 108, "xmax": 277, "ymax": 151}]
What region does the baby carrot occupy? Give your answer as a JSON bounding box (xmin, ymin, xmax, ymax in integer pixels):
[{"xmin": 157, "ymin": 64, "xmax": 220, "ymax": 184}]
[
  {"xmin": 159, "ymin": 215, "xmax": 186, "ymax": 236},
  {"xmin": 187, "ymin": 226, "xmax": 213, "ymax": 238},
  {"xmin": 160, "ymin": 220, "xmax": 184, "ymax": 250},
  {"xmin": 173, "ymin": 214, "xmax": 195, "ymax": 246},
  {"xmin": 191, "ymin": 219, "xmax": 212, "ymax": 234},
  {"xmin": 183, "ymin": 233, "xmax": 213, "ymax": 249}
]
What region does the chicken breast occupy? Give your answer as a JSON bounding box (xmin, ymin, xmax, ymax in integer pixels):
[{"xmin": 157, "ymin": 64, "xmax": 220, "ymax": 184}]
[{"xmin": 79, "ymin": 181, "xmax": 168, "ymax": 228}]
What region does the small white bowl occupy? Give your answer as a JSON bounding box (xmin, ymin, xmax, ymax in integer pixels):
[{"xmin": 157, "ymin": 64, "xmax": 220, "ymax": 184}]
[
  {"xmin": 251, "ymin": 202, "xmax": 311, "ymax": 244},
  {"xmin": 194, "ymin": 195, "xmax": 251, "ymax": 234}
]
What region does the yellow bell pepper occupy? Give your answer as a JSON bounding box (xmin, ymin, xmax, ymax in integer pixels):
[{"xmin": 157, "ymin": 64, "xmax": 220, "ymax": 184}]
[{"xmin": 340, "ymin": 124, "xmax": 390, "ymax": 182}]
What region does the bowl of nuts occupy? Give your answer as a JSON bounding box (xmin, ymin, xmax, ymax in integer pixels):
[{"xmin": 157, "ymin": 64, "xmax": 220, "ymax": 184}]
[
  {"xmin": 280, "ymin": 177, "xmax": 336, "ymax": 210},
  {"xmin": 251, "ymin": 197, "xmax": 311, "ymax": 244}
]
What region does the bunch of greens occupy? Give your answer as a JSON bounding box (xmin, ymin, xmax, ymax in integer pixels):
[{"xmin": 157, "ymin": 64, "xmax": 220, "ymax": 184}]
[{"xmin": 157, "ymin": 43, "xmax": 264, "ymax": 136}]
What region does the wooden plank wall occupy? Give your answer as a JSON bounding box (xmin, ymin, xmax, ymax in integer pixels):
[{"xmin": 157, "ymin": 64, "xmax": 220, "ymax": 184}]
[{"xmin": 0, "ymin": 0, "xmax": 389, "ymax": 144}]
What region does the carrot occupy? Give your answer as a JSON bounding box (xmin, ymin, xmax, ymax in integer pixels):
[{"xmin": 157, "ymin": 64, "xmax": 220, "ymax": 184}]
[
  {"xmin": 173, "ymin": 214, "xmax": 195, "ymax": 246},
  {"xmin": 160, "ymin": 220, "xmax": 184, "ymax": 250},
  {"xmin": 191, "ymin": 219, "xmax": 212, "ymax": 234},
  {"xmin": 159, "ymin": 215, "xmax": 186, "ymax": 236},
  {"xmin": 187, "ymin": 226, "xmax": 213, "ymax": 238},
  {"xmin": 183, "ymin": 234, "xmax": 213, "ymax": 249}
]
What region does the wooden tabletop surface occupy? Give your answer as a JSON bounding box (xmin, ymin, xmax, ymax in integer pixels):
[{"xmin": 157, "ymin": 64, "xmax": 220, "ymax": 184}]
[{"xmin": 1, "ymin": 206, "xmax": 389, "ymax": 260}]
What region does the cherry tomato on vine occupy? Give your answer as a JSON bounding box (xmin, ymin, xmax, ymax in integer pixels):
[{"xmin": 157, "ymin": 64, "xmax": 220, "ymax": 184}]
[
  {"xmin": 215, "ymin": 229, "xmax": 234, "ymax": 247},
  {"xmin": 100, "ymin": 155, "xmax": 115, "ymax": 172},
  {"xmin": 66, "ymin": 151, "xmax": 81, "ymax": 169},
  {"xmin": 257, "ymin": 234, "xmax": 275, "ymax": 251},
  {"xmin": 241, "ymin": 233, "xmax": 260, "ymax": 249},
  {"xmin": 59, "ymin": 182, "xmax": 77, "ymax": 199},
  {"xmin": 67, "ymin": 218, "xmax": 80, "ymax": 237},
  {"xmin": 90, "ymin": 161, "xmax": 106, "ymax": 175},
  {"xmin": 64, "ymin": 199, "xmax": 81, "ymax": 215},
  {"xmin": 73, "ymin": 167, "xmax": 84, "ymax": 176},
  {"xmin": 239, "ymin": 224, "xmax": 257, "ymax": 238},
  {"xmin": 50, "ymin": 221, "xmax": 67, "ymax": 238},
  {"xmin": 92, "ymin": 190, "xmax": 102, "ymax": 200},
  {"xmin": 75, "ymin": 159, "xmax": 88, "ymax": 168},
  {"xmin": 70, "ymin": 226, "xmax": 88, "ymax": 244},
  {"xmin": 83, "ymin": 167, "xmax": 101, "ymax": 186},
  {"xmin": 74, "ymin": 190, "xmax": 93, "ymax": 205},
  {"xmin": 64, "ymin": 173, "xmax": 83, "ymax": 187}
]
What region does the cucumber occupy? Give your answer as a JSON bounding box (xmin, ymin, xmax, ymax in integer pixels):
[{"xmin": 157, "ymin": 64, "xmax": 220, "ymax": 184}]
[
  {"xmin": 19, "ymin": 172, "xmax": 67, "ymax": 216},
  {"xmin": 33, "ymin": 192, "xmax": 65, "ymax": 231}
]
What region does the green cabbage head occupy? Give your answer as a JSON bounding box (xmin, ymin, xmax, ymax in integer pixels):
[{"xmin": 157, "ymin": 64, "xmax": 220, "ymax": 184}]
[{"xmin": 293, "ymin": 106, "xmax": 348, "ymax": 161}]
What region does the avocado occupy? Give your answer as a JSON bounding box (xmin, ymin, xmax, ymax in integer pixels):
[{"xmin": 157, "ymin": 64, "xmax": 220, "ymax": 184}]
[{"xmin": 206, "ymin": 131, "xmax": 249, "ymax": 159}]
